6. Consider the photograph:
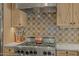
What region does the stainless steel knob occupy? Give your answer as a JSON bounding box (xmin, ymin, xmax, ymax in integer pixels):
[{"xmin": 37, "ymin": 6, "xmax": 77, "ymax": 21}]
[
  {"xmin": 21, "ymin": 50, "xmax": 24, "ymax": 53},
  {"xmin": 30, "ymin": 51, "xmax": 33, "ymax": 54},
  {"xmin": 34, "ymin": 51, "xmax": 37, "ymax": 55},
  {"xmin": 43, "ymin": 51, "xmax": 47, "ymax": 55},
  {"xmin": 48, "ymin": 52, "xmax": 51, "ymax": 55},
  {"xmin": 26, "ymin": 51, "xmax": 29, "ymax": 55}
]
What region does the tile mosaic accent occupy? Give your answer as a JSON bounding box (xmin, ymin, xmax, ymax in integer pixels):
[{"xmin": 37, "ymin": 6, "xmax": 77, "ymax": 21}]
[{"xmin": 17, "ymin": 7, "xmax": 79, "ymax": 43}]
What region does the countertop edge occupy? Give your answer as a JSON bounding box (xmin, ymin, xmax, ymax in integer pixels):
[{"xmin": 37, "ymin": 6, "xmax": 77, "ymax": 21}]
[{"xmin": 4, "ymin": 42, "xmax": 79, "ymax": 51}]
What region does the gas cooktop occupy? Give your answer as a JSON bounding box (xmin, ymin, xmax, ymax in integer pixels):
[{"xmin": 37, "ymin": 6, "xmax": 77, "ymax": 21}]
[{"xmin": 14, "ymin": 37, "xmax": 56, "ymax": 56}]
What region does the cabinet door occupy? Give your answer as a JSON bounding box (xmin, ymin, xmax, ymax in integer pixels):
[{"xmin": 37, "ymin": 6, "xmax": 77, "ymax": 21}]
[
  {"xmin": 18, "ymin": 10, "xmax": 27, "ymax": 27},
  {"xmin": 12, "ymin": 4, "xmax": 27, "ymax": 27},
  {"xmin": 57, "ymin": 3, "xmax": 73, "ymax": 27},
  {"xmin": 12, "ymin": 8, "xmax": 20, "ymax": 27},
  {"xmin": 67, "ymin": 51, "xmax": 78, "ymax": 56},
  {"xmin": 4, "ymin": 48, "xmax": 14, "ymax": 56},
  {"xmin": 73, "ymin": 3, "xmax": 79, "ymax": 27},
  {"xmin": 57, "ymin": 50, "xmax": 66, "ymax": 56}
]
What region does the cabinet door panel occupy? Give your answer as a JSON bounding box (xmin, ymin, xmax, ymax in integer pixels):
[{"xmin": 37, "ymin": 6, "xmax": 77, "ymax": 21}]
[
  {"xmin": 57, "ymin": 50, "xmax": 66, "ymax": 56},
  {"xmin": 4, "ymin": 48, "xmax": 14, "ymax": 56},
  {"xmin": 67, "ymin": 51, "xmax": 78, "ymax": 56},
  {"xmin": 12, "ymin": 9, "xmax": 20, "ymax": 27},
  {"xmin": 73, "ymin": 3, "xmax": 79, "ymax": 26},
  {"xmin": 12, "ymin": 4, "xmax": 27, "ymax": 27},
  {"xmin": 57, "ymin": 3, "xmax": 72, "ymax": 26}
]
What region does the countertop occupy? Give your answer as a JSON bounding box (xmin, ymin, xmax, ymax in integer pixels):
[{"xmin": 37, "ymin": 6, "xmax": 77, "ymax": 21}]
[
  {"xmin": 56, "ymin": 43, "xmax": 79, "ymax": 51},
  {"xmin": 4, "ymin": 42, "xmax": 24, "ymax": 47},
  {"xmin": 4, "ymin": 42, "xmax": 79, "ymax": 51}
]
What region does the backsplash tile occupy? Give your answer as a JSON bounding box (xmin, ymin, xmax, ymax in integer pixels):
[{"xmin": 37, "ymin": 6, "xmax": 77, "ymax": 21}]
[
  {"xmin": 17, "ymin": 7, "xmax": 79, "ymax": 43},
  {"xmin": 56, "ymin": 28, "xmax": 79, "ymax": 43},
  {"xmin": 25, "ymin": 7, "xmax": 56, "ymax": 37}
]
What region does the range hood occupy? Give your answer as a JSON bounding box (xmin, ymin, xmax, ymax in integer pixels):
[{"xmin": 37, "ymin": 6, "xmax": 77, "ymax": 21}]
[{"xmin": 16, "ymin": 3, "xmax": 56, "ymax": 9}]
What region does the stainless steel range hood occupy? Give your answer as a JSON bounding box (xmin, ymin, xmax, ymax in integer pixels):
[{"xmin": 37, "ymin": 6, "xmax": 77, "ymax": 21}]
[{"xmin": 16, "ymin": 3, "xmax": 56, "ymax": 9}]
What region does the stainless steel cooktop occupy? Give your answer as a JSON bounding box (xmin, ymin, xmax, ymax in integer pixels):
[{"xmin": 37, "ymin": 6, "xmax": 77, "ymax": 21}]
[{"xmin": 14, "ymin": 37, "xmax": 56, "ymax": 56}]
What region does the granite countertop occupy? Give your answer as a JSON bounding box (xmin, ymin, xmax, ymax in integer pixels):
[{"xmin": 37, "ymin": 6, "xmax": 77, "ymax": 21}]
[
  {"xmin": 56, "ymin": 43, "xmax": 79, "ymax": 51},
  {"xmin": 4, "ymin": 42, "xmax": 24, "ymax": 47},
  {"xmin": 4, "ymin": 42, "xmax": 79, "ymax": 51}
]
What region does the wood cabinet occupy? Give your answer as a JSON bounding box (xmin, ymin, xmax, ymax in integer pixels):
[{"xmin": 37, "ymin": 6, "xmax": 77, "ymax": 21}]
[
  {"xmin": 3, "ymin": 3, "xmax": 15, "ymax": 55},
  {"xmin": 57, "ymin": 3, "xmax": 79, "ymax": 28},
  {"xmin": 57, "ymin": 50, "xmax": 67, "ymax": 56},
  {"xmin": 3, "ymin": 48, "xmax": 14, "ymax": 56},
  {"xmin": 3, "ymin": 3, "xmax": 27, "ymax": 55},
  {"xmin": 57, "ymin": 50, "xmax": 78, "ymax": 56},
  {"xmin": 57, "ymin": 3, "xmax": 72, "ymax": 27},
  {"xmin": 73, "ymin": 4, "xmax": 79, "ymax": 26},
  {"xmin": 12, "ymin": 4, "xmax": 27, "ymax": 27},
  {"xmin": 67, "ymin": 51, "xmax": 78, "ymax": 56},
  {"xmin": 3, "ymin": 3, "xmax": 14, "ymax": 44}
]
